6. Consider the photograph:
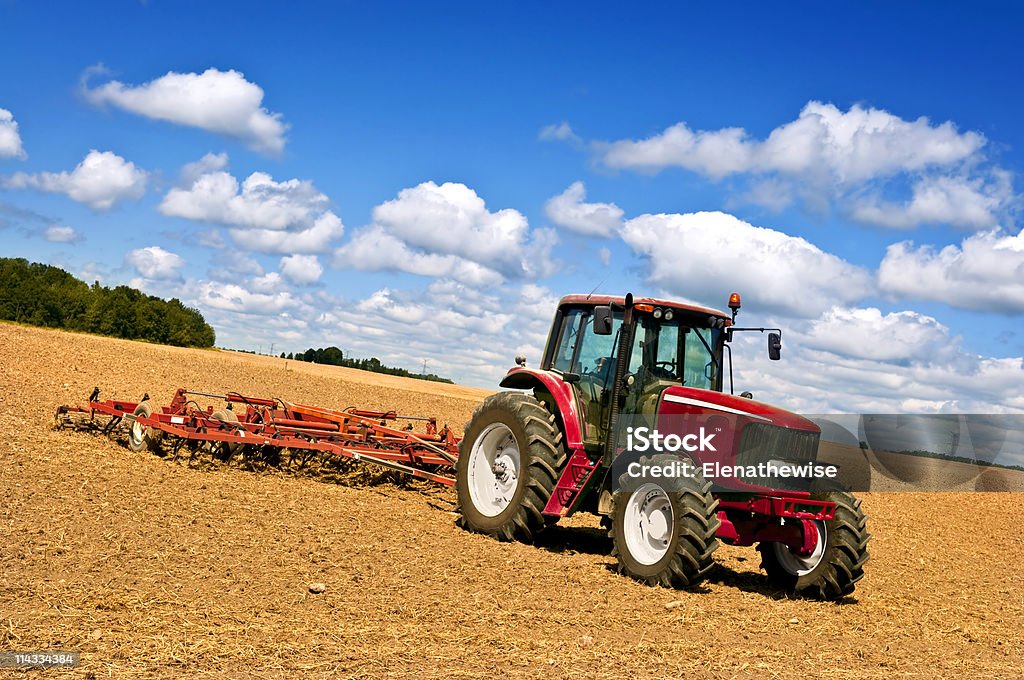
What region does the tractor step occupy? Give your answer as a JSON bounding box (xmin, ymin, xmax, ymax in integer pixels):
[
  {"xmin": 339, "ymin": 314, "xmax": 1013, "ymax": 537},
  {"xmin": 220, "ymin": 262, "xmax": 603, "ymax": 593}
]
[{"xmin": 544, "ymin": 448, "xmax": 601, "ymax": 516}]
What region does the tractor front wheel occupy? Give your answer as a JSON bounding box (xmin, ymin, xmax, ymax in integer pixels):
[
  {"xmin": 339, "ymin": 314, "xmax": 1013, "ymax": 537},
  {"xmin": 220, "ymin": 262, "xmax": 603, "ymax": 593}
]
[
  {"xmin": 609, "ymin": 455, "xmax": 721, "ymax": 588},
  {"xmin": 757, "ymin": 490, "xmax": 870, "ymax": 600},
  {"xmin": 455, "ymin": 392, "xmax": 565, "ymax": 542}
]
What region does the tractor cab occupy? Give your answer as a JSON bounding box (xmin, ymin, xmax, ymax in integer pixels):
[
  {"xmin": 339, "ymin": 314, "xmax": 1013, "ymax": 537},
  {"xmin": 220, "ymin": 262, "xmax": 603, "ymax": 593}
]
[{"xmin": 542, "ymin": 294, "xmax": 729, "ymax": 450}]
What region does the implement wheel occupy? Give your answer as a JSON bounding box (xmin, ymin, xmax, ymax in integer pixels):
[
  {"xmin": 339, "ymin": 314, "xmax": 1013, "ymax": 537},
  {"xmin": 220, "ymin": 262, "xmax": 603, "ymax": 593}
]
[
  {"xmin": 127, "ymin": 401, "xmax": 163, "ymax": 454},
  {"xmin": 757, "ymin": 490, "xmax": 870, "ymax": 600},
  {"xmin": 210, "ymin": 408, "xmax": 244, "ymax": 461},
  {"xmin": 455, "ymin": 392, "xmax": 565, "ymax": 542},
  {"xmin": 609, "ymin": 455, "xmax": 721, "ymax": 588}
]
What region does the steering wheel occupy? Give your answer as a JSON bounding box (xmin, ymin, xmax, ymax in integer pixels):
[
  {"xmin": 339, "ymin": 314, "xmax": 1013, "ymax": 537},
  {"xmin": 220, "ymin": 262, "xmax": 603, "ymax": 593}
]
[{"xmin": 651, "ymin": 360, "xmax": 677, "ymax": 379}]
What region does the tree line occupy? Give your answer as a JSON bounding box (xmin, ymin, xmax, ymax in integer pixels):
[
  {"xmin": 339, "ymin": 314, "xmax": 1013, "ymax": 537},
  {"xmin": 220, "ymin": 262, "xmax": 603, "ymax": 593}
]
[
  {"xmin": 283, "ymin": 346, "xmax": 454, "ymax": 384},
  {"xmin": 0, "ymin": 257, "xmax": 216, "ymax": 347}
]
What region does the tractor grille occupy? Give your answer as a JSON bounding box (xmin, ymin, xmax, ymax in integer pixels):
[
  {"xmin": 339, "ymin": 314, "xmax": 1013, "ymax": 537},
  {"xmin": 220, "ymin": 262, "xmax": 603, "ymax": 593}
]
[{"xmin": 735, "ymin": 423, "xmax": 820, "ymax": 489}]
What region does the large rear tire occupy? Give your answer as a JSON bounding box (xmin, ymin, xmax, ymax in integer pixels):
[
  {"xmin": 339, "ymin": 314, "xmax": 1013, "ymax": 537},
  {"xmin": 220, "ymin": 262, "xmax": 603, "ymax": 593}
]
[
  {"xmin": 609, "ymin": 455, "xmax": 720, "ymax": 588},
  {"xmin": 757, "ymin": 490, "xmax": 870, "ymax": 600},
  {"xmin": 127, "ymin": 401, "xmax": 163, "ymax": 454},
  {"xmin": 456, "ymin": 392, "xmax": 565, "ymax": 543}
]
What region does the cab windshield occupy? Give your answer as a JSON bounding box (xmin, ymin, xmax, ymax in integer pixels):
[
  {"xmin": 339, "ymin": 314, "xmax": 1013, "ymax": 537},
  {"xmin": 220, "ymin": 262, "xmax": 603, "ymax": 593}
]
[{"xmin": 628, "ymin": 314, "xmax": 723, "ymax": 391}]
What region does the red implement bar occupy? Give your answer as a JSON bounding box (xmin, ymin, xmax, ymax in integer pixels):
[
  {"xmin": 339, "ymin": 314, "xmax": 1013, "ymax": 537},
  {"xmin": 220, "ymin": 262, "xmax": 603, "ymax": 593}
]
[{"xmin": 56, "ymin": 387, "xmax": 461, "ymax": 486}]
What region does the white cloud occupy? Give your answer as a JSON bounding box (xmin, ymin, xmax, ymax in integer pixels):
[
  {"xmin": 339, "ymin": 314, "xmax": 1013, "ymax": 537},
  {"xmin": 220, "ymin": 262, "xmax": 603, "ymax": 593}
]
[
  {"xmin": 602, "ymin": 101, "xmax": 983, "ymax": 182},
  {"xmin": 335, "ymin": 225, "xmax": 504, "ymax": 287},
  {"xmin": 82, "ymin": 68, "xmax": 287, "ymax": 154},
  {"xmin": 0, "ymin": 108, "xmax": 26, "ymax": 159},
  {"xmin": 160, "ymin": 156, "xmax": 344, "ymax": 254},
  {"xmin": 598, "ymin": 246, "xmax": 611, "ymax": 266},
  {"xmin": 878, "ymin": 229, "xmax": 1024, "ymax": 312},
  {"xmin": 249, "ymin": 271, "xmax": 284, "ymax": 293},
  {"xmin": 5, "ymin": 150, "xmax": 147, "ymax": 210},
  {"xmin": 197, "ymin": 280, "xmax": 301, "ymax": 315},
  {"xmin": 335, "ymin": 181, "xmax": 556, "ymax": 284},
  {"xmin": 43, "ymin": 225, "xmax": 81, "ymax": 243},
  {"xmin": 544, "ymin": 181, "xmax": 624, "ymax": 237},
  {"xmin": 800, "ymin": 306, "xmax": 959, "ymax": 364},
  {"xmin": 126, "ymin": 246, "xmax": 186, "ymax": 280},
  {"xmin": 228, "ymin": 211, "xmax": 344, "ymax": 255},
  {"xmin": 180, "ymin": 151, "xmax": 229, "ymax": 184},
  {"xmin": 851, "ymin": 172, "xmax": 1012, "ymax": 230},
  {"xmin": 732, "ymin": 307, "xmax": 1024, "ymax": 413},
  {"xmin": 598, "ymin": 101, "xmax": 1011, "ymax": 230},
  {"xmin": 620, "ymin": 211, "xmax": 873, "ymax": 317},
  {"xmin": 280, "ymin": 254, "xmax": 322, "ymax": 285},
  {"xmin": 309, "ymin": 282, "xmax": 560, "ymax": 386},
  {"xmin": 539, "ymin": 122, "xmax": 580, "ymax": 143}
]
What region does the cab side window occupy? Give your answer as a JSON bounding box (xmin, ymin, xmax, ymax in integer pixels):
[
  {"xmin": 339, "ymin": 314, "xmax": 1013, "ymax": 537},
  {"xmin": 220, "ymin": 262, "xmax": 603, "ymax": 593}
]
[{"xmin": 553, "ymin": 309, "xmax": 584, "ymax": 373}]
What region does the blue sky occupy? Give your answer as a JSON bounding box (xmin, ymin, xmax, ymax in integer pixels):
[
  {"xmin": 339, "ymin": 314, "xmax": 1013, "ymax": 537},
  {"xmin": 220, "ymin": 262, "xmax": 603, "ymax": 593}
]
[{"xmin": 1, "ymin": 1, "xmax": 1023, "ymax": 413}]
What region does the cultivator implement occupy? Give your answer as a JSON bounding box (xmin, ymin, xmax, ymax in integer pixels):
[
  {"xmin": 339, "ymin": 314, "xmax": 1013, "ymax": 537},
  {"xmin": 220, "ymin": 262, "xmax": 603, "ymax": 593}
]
[{"xmin": 55, "ymin": 387, "xmax": 461, "ymax": 486}]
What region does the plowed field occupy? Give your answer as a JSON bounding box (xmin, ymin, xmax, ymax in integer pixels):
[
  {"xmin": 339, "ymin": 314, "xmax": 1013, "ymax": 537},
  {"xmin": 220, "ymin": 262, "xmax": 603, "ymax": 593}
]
[{"xmin": 1, "ymin": 323, "xmax": 1021, "ymax": 678}]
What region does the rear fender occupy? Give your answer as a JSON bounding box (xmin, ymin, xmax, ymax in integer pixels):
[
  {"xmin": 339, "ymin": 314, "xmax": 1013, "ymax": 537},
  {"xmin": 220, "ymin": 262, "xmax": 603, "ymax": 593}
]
[{"xmin": 499, "ymin": 367, "xmax": 583, "ymax": 450}]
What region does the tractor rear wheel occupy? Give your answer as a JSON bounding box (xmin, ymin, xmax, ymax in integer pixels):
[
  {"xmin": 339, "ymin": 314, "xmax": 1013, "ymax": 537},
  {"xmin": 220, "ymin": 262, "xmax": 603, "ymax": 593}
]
[
  {"xmin": 757, "ymin": 490, "xmax": 870, "ymax": 600},
  {"xmin": 127, "ymin": 401, "xmax": 163, "ymax": 454},
  {"xmin": 456, "ymin": 392, "xmax": 565, "ymax": 542},
  {"xmin": 609, "ymin": 455, "xmax": 720, "ymax": 588}
]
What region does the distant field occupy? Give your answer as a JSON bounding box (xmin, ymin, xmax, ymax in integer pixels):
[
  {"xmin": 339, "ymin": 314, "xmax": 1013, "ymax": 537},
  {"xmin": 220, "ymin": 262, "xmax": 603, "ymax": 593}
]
[{"xmin": 1, "ymin": 322, "xmax": 1022, "ymax": 678}]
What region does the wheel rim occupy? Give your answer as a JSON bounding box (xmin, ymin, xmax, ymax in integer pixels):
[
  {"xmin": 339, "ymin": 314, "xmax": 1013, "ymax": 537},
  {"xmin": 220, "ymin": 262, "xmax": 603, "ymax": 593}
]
[
  {"xmin": 466, "ymin": 423, "xmax": 521, "ymax": 517},
  {"xmin": 623, "ymin": 483, "xmax": 674, "ymax": 566},
  {"xmin": 772, "ymin": 520, "xmax": 828, "ymax": 576},
  {"xmin": 130, "ymin": 420, "xmax": 146, "ymax": 447}
]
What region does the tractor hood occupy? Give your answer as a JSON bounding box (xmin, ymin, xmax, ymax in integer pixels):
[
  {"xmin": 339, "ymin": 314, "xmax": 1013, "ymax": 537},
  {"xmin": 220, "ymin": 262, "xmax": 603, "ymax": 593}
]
[{"xmin": 659, "ymin": 385, "xmax": 820, "ymax": 433}]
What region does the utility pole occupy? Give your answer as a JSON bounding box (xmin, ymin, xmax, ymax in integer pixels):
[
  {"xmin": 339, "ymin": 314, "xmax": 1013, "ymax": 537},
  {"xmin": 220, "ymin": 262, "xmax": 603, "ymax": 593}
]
[
  {"xmin": 422, "ymin": 358, "xmax": 428, "ymax": 375},
  {"xmin": 270, "ymin": 342, "xmax": 275, "ymax": 356}
]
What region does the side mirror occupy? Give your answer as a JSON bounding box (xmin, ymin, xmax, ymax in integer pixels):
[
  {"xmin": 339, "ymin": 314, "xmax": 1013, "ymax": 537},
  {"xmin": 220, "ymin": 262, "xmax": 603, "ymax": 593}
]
[
  {"xmin": 768, "ymin": 332, "xmax": 782, "ymax": 361},
  {"xmin": 593, "ymin": 305, "xmax": 613, "ymax": 335}
]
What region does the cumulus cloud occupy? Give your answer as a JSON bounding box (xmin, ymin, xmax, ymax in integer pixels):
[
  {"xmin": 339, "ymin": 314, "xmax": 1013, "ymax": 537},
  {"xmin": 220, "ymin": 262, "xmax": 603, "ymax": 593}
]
[
  {"xmin": 539, "ymin": 122, "xmax": 580, "ymax": 143},
  {"xmin": 598, "ymin": 101, "xmax": 1012, "ymax": 230},
  {"xmin": 335, "ymin": 225, "xmax": 504, "ymax": 287},
  {"xmin": 544, "ymin": 181, "xmax": 624, "ymax": 237},
  {"xmin": 43, "ymin": 225, "xmax": 81, "ymax": 243},
  {"xmin": 197, "ymin": 280, "xmax": 300, "ymax": 315},
  {"xmin": 126, "ymin": 246, "xmax": 186, "ymax": 279},
  {"xmin": 732, "ymin": 306, "xmax": 1024, "ymax": 413},
  {"xmin": 0, "ymin": 108, "xmax": 26, "ymax": 159},
  {"xmin": 602, "ymin": 101, "xmax": 983, "ymax": 181},
  {"xmin": 82, "ymin": 67, "xmax": 287, "ymax": 154},
  {"xmin": 800, "ymin": 306, "xmax": 960, "ymax": 364},
  {"xmin": 334, "ymin": 181, "xmax": 556, "ymax": 285},
  {"xmin": 851, "ymin": 172, "xmax": 1013, "ymax": 230},
  {"xmin": 159, "ymin": 155, "xmax": 344, "ymax": 254},
  {"xmin": 280, "ymin": 254, "xmax": 323, "ymax": 285},
  {"xmin": 5, "ymin": 150, "xmax": 147, "ymax": 210},
  {"xmin": 620, "ymin": 211, "xmax": 873, "ymax": 317},
  {"xmin": 878, "ymin": 229, "xmax": 1024, "ymax": 313}
]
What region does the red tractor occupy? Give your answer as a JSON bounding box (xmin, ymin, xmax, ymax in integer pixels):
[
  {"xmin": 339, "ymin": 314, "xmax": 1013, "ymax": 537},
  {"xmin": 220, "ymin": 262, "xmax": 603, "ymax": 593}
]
[{"xmin": 456, "ymin": 292, "xmax": 870, "ymax": 600}]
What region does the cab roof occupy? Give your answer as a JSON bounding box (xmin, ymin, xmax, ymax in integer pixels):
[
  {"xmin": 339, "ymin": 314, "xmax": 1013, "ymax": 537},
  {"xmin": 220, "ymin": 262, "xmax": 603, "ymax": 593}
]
[{"xmin": 558, "ymin": 294, "xmax": 730, "ymax": 320}]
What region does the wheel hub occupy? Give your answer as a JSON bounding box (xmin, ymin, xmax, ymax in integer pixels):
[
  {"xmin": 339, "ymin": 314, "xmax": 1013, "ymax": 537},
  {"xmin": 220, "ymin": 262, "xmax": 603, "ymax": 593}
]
[
  {"xmin": 466, "ymin": 423, "xmax": 522, "ymax": 517},
  {"xmin": 773, "ymin": 519, "xmax": 827, "ymax": 576},
  {"xmin": 622, "ymin": 484, "xmax": 675, "ymax": 566}
]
